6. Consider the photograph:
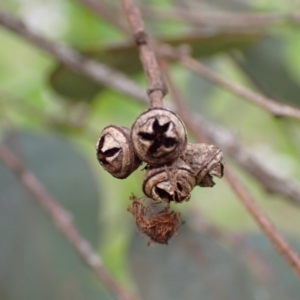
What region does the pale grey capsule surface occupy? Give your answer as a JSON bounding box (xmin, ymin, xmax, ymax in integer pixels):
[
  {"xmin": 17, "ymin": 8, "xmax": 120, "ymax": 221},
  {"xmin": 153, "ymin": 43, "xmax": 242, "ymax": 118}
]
[
  {"xmin": 181, "ymin": 143, "xmax": 224, "ymax": 187},
  {"xmin": 131, "ymin": 108, "xmax": 187, "ymax": 165},
  {"xmin": 96, "ymin": 125, "xmax": 141, "ymax": 179},
  {"xmin": 143, "ymin": 158, "xmax": 196, "ymax": 203}
]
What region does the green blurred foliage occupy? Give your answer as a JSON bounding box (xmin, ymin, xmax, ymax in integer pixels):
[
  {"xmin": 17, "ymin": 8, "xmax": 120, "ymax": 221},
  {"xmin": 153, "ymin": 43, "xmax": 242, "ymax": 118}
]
[{"xmin": 1, "ymin": 0, "xmax": 300, "ymax": 299}]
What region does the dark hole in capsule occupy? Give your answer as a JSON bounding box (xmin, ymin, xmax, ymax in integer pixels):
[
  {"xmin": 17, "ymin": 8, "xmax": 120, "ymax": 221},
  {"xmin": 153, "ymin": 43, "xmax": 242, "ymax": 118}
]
[
  {"xmin": 148, "ymin": 140, "xmax": 161, "ymax": 154},
  {"xmin": 164, "ymin": 137, "xmax": 177, "ymax": 148},
  {"xmin": 103, "ymin": 147, "xmax": 120, "ymax": 157},
  {"xmin": 97, "ymin": 136, "xmax": 105, "ymax": 151},
  {"xmin": 155, "ymin": 187, "xmax": 173, "ymax": 202},
  {"xmin": 174, "ymin": 192, "xmax": 180, "ymax": 202},
  {"xmin": 153, "ymin": 119, "xmax": 169, "ymax": 133},
  {"xmin": 219, "ymin": 163, "xmax": 224, "ymax": 177},
  {"xmin": 138, "ymin": 132, "xmax": 153, "ymax": 141},
  {"xmin": 98, "ymin": 147, "xmax": 120, "ymax": 165},
  {"xmin": 177, "ymin": 183, "xmax": 183, "ymax": 191},
  {"xmin": 138, "ymin": 119, "xmax": 177, "ymax": 155}
]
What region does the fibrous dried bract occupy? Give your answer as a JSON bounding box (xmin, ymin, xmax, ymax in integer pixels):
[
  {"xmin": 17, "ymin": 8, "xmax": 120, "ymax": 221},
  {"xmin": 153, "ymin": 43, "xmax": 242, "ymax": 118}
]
[{"xmin": 128, "ymin": 195, "xmax": 182, "ymax": 245}]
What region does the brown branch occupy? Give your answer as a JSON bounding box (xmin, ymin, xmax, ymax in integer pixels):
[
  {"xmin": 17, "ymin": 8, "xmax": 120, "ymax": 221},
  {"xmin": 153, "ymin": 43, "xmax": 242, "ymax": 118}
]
[
  {"xmin": 162, "ymin": 48, "xmax": 300, "ymax": 121},
  {"xmin": 121, "ymin": 0, "xmax": 166, "ymax": 108},
  {"xmin": 0, "ymin": 142, "xmax": 136, "ymax": 300},
  {"xmin": 0, "ymin": 8, "xmax": 147, "ymax": 105},
  {"xmin": 162, "ymin": 65, "xmax": 300, "ymax": 280}
]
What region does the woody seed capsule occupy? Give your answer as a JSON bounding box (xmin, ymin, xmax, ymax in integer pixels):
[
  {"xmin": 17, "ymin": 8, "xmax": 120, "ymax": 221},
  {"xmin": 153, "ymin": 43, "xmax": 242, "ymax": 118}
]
[
  {"xmin": 131, "ymin": 108, "xmax": 187, "ymax": 166},
  {"xmin": 181, "ymin": 143, "xmax": 224, "ymax": 187},
  {"xmin": 96, "ymin": 125, "xmax": 141, "ymax": 179},
  {"xmin": 143, "ymin": 158, "xmax": 196, "ymax": 203}
]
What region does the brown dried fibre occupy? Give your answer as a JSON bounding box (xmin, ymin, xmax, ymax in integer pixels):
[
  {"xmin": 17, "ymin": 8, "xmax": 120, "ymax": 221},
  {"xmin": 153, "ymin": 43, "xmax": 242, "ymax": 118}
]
[{"xmin": 128, "ymin": 195, "xmax": 182, "ymax": 245}]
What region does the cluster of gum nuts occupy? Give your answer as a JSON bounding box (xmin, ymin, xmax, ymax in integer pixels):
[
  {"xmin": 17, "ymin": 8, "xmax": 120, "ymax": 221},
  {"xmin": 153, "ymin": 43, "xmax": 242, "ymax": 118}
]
[{"xmin": 96, "ymin": 108, "xmax": 224, "ymax": 203}]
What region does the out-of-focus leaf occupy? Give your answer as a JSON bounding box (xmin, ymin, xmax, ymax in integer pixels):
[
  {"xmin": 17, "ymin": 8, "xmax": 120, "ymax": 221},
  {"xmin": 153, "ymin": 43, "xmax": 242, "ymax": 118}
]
[
  {"xmin": 0, "ymin": 131, "xmax": 112, "ymax": 300},
  {"xmin": 129, "ymin": 225, "xmax": 300, "ymax": 300},
  {"xmin": 237, "ymin": 36, "xmax": 300, "ymax": 107},
  {"xmin": 243, "ymin": 233, "xmax": 300, "ymax": 300},
  {"xmin": 129, "ymin": 226, "xmax": 256, "ymax": 300},
  {"xmin": 49, "ymin": 30, "xmax": 263, "ymax": 100}
]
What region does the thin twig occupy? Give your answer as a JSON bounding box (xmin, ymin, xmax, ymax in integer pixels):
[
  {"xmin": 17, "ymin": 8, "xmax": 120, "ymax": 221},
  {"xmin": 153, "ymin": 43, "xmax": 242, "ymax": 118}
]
[
  {"xmin": 121, "ymin": 0, "xmax": 166, "ymax": 108},
  {"xmin": 162, "ymin": 47, "xmax": 300, "ymax": 121},
  {"xmin": 0, "ymin": 8, "xmax": 147, "ymax": 105},
  {"xmin": 162, "ymin": 64, "xmax": 300, "ymax": 280},
  {"xmin": 0, "ymin": 142, "xmax": 136, "ymax": 300}
]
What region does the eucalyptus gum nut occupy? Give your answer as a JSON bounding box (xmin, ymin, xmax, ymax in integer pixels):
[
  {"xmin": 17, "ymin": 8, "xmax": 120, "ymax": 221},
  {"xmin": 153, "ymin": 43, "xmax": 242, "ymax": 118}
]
[
  {"xmin": 181, "ymin": 143, "xmax": 224, "ymax": 187},
  {"xmin": 96, "ymin": 125, "xmax": 141, "ymax": 179},
  {"xmin": 131, "ymin": 108, "xmax": 187, "ymax": 166},
  {"xmin": 143, "ymin": 159, "xmax": 196, "ymax": 203}
]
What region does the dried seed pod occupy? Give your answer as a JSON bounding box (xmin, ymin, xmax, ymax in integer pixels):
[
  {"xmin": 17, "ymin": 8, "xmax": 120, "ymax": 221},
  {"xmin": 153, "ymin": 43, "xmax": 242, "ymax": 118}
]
[
  {"xmin": 131, "ymin": 108, "xmax": 187, "ymax": 165},
  {"xmin": 96, "ymin": 125, "xmax": 141, "ymax": 179},
  {"xmin": 128, "ymin": 195, "xmax": 182, "ymax": 245},
  {"xmin": 143, "ymin": 159, "xmax": 196, "ymax": 203},
  {"xmin": 181, "ymin": 143, "xmax": 224, "ymax": 187}
]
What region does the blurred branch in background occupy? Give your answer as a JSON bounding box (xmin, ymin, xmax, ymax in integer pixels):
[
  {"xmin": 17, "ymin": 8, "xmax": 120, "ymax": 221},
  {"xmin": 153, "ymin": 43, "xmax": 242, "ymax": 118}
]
[
  {"xmin": 0, "ymin": 142, "xmax": 136, "ymax": 300},
  {"xmin": 0, "ymin": 8, "xmax": 147, "ymax": 105},
  {"xmin": 194, "ymin": 114, "xmax": 300, "ymax": 207},
  {"xmin": 141, "ymin": 6, "xmax": 300, "ymax": 29},
  {"xmin": 162, "ymin": 48, "xmax": 300, "ymax": 120}
]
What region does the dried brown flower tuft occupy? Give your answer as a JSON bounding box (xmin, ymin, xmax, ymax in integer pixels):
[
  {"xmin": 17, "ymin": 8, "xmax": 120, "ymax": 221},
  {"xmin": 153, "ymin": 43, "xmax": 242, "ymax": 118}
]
[{"xmin": 128, "ymin": 195, "xmax": 182, "ymax": 245}]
